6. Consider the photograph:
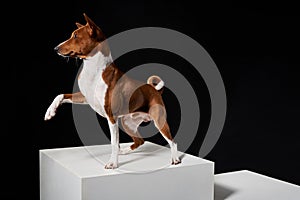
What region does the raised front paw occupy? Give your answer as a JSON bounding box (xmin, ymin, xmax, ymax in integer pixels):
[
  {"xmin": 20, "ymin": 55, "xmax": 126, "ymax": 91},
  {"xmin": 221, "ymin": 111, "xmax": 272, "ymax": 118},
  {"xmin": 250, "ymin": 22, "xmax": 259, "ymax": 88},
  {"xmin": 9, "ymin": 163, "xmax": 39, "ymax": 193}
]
[
  {"xmin": 104, "ymin": 161, "xmax": 118, "ymax": 169},
  {"xmin": 44, "ymin": 94, "xmax": 64, "ymax": 121}
]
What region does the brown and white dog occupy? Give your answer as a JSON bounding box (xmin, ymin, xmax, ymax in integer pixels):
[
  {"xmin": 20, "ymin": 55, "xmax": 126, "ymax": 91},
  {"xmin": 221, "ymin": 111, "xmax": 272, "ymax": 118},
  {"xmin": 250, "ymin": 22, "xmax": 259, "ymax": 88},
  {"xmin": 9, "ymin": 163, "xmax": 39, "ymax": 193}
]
[{"xmin": 44, "ymin": 13, "xmax": 181, "ymax": 169}]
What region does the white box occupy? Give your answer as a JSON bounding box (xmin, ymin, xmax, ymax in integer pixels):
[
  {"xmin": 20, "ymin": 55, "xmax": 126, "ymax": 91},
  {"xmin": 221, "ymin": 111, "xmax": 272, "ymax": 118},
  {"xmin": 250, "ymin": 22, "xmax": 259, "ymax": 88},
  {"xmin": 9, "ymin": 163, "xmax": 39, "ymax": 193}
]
[
  {"xmin": 40, "ymin": 141, "xmax": 214, "ymax": 200},
  {"xmin": 215, "ymin": 170, "xmax": 300, "ymax": 200}
]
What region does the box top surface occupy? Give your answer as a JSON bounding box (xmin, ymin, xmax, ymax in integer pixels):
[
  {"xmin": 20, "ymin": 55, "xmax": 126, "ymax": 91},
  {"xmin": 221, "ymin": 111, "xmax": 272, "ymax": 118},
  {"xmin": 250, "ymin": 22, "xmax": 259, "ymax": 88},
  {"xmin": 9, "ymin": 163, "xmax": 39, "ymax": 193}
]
[
  {"xmin": 215, "ymin": 170, "xmax": 300, "ymax": 200},
  {"xmin": 40, "ymin": 141, "xmax": 213, "ymax": 178}
]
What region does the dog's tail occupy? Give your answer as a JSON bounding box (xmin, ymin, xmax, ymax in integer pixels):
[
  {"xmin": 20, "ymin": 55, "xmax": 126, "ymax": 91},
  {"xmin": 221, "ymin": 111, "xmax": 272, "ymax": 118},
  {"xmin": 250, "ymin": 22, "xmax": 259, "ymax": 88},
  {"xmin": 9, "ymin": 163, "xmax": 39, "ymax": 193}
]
[{"xmin": 147, "ymin": 75, "xmax": 164, "ymax": 91}]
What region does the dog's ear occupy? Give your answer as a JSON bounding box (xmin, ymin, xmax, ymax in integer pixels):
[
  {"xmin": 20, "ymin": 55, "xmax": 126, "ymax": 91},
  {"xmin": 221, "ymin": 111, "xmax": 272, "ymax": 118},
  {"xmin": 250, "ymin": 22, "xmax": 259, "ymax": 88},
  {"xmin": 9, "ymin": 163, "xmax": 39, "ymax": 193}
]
[
  {"xmin": 75, "ymin": 22, "xmax": 84, "ymax": 28},
  {"xmin": 83, "ymin": 13, "xmax": 100, "ymax": 36},
  {"xmin": 83, "ymin": 13, "xmax": 105, "ymax": 41}
]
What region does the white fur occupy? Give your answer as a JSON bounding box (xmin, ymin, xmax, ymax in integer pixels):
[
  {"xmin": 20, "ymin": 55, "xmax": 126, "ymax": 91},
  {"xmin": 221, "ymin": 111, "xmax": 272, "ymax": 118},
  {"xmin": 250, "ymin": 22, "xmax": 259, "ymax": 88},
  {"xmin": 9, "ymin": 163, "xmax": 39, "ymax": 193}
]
[
  {"xmin": 44, "ymin": 93, "xmax": 85, "ymax": 121},
  {"xmin": 122, "ymin": 112, "xmax": 151, "ymax": 133},
  {"xmin": 62, "ymin": 99, "xmax": 73, "ymax": 103},
  {"xmin": 78, "ymin": 50, "xmax": 112, "ymax": 117},
  {"xmin": 162, "ymin": 135, "xmax": 180, "ymax": 164},
  {"xmin": 78, "ymin": 48, "xmax": 121, "ymax": 169},
  {"xmin": 119, "ymin": 146, "xmax": 133, "ymax": 155},
  {"xmin": 155, "ymin": 80, "xmax": 164, "ymax": 90},
  {"xmin": 105, "ymin": 121, "xmax": 119, "ymax": 169},
  {"xmin": 123, "ymin": 117, "xmax": 138, "ymax": 133},
  {"xmin": 119, "ymin": 113, "xmax": 151, "ymax": 155},
  {"xmin": 44, "ymin": 94, "xmax": 64, "ymax": 120}
]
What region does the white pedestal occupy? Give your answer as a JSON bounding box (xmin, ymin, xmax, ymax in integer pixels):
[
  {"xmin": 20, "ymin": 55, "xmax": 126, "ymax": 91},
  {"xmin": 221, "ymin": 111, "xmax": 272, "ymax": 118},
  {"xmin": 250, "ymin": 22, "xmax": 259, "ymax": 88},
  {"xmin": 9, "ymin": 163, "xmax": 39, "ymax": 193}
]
[
  {"xmin": 214, "ymin": 170, "xmax": 300, "ymax": 200},
  {"xmin": 40, "ymin": 141, "xmax": 214, "ymax": 200}
]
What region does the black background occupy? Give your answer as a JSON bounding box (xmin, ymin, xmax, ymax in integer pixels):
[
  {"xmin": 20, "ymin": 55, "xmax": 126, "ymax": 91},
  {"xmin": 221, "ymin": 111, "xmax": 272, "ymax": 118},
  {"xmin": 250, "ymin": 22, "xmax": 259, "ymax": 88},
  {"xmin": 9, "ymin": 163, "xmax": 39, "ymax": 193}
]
[{"xmin": 7, "ymin": 0, "xmax": 300, "ymax": 199}]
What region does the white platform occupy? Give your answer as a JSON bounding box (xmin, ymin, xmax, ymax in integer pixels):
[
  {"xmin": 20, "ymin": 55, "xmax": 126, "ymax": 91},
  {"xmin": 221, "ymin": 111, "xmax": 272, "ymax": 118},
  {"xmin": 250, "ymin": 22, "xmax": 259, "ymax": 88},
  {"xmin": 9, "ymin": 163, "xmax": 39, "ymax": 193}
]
[
  {"xmin": 214, "ymin": 170, "xmax": 300, "ymax": 200},
  {"xmin": 40, "ymin": 141, "xmax": 214, "ymax": 200}
]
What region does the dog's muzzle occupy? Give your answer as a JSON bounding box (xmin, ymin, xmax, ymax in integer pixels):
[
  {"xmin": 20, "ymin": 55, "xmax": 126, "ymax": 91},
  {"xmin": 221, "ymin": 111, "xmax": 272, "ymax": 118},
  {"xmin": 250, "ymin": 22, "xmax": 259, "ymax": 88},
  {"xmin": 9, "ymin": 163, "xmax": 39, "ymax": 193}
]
[{"xmin": 54, "ymin": 46, "xmax": 60, "ymax": 52}]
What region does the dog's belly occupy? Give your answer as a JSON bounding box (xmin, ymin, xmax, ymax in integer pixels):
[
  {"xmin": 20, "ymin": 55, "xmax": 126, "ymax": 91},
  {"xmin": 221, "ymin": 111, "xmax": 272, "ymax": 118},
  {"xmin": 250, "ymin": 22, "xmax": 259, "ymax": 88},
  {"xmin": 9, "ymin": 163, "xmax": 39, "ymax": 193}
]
[{"xmin": 78, "ymin": 69, "xmax": 108, "ymax": 117}]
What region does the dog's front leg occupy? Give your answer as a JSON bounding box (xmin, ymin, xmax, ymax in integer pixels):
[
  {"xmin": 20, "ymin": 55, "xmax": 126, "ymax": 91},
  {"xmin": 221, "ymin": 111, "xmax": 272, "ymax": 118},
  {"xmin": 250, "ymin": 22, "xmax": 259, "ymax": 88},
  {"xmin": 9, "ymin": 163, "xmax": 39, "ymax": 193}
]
[
  {"xmin": 44, "ymin": 92, "xmax": 86, "ymax": 120},
  {"xmin": 105, "ymin": 119, "xmax": 119, "ymax": 169}
]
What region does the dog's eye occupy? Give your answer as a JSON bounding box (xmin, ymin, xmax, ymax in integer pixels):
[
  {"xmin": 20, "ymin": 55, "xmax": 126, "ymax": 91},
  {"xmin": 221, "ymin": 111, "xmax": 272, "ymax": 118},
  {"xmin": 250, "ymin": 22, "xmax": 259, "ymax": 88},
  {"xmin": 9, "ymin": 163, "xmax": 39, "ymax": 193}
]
[{"xmin": 74, "ymin": 33, "xmax": 77, "ymax": 39}]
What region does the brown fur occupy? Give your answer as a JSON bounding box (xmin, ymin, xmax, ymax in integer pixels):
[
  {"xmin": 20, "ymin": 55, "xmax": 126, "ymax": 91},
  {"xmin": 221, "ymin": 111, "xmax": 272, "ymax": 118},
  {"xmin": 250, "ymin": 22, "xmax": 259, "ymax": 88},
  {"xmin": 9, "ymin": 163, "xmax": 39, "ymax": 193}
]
[
  {"xmin": 55, "ymin": 13, "xmax": 176, "ymax": 154},
  {"xmin": 63, "ymin": 92, "xmax": 86, "ymax": 103}
]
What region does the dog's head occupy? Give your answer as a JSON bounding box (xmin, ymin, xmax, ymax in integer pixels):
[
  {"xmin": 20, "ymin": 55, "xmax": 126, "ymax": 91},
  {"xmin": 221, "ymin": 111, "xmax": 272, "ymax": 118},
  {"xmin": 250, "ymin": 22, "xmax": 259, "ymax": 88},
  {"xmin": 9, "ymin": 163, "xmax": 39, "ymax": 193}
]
[{"xmin": 54, "ymin": 13, "xmax": 106, "ymax": 59}]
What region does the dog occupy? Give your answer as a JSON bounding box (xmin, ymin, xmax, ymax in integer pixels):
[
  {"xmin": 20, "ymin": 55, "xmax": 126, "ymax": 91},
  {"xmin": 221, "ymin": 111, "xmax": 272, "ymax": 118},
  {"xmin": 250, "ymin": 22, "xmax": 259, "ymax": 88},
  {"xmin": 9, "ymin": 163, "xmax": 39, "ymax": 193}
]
[{"xmin": 44, "ymin": 13, "xmax": 181, "ymax": 169}]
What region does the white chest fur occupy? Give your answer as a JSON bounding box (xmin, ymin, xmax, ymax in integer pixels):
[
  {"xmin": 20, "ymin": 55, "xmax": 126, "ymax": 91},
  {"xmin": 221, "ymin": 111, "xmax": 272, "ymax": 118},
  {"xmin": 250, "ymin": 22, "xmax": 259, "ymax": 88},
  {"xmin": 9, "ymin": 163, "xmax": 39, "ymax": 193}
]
[{"xmin": 78, "ymin": 51, "xmax": 113, "ymax": 117}]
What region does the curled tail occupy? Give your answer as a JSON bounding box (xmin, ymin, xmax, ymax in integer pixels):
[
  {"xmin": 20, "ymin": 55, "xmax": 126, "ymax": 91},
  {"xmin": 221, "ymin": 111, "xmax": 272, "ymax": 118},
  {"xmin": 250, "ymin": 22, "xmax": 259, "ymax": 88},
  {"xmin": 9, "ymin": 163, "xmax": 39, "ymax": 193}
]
[{"xmin": 147, "ymin": 75, "xmax": 164, "ymax": 91}]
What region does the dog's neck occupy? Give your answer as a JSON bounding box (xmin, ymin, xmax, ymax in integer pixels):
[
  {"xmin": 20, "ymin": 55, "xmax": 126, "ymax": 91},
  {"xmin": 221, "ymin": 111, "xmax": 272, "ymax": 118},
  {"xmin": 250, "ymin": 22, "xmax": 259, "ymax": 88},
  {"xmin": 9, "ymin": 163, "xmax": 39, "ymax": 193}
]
[{"xmin": 83, "ymin": 42, "xmax": 113, "ymax": 71}]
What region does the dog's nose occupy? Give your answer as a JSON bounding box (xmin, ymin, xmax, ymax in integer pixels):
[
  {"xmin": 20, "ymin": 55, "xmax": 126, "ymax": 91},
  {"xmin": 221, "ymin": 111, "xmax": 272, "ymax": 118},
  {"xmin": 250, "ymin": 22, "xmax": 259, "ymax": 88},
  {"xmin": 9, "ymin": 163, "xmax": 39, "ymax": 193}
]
[{"xmin": 54, "ymin": 46, "xmax": 59, "ymax": 52}]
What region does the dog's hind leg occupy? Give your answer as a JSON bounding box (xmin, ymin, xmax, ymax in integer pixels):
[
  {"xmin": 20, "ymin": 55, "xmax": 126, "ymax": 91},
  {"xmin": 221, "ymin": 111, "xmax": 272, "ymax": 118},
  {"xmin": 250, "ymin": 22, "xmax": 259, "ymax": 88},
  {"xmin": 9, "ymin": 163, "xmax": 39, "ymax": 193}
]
[
  {"xmin": 149, "ymin": 104, "xmax": 181, "ymax": 165},
  {"xmin": 119, "ymin": 112, "xmax": 151, "ymax": 154}
]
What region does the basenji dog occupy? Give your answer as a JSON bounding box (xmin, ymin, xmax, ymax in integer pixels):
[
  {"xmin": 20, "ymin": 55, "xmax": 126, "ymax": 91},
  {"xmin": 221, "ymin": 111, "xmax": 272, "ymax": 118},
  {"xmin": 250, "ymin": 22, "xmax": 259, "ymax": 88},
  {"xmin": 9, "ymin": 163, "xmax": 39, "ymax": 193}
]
[{"xmin": 44, "ymin": 13, "xmax": 181, "ymax": 169}]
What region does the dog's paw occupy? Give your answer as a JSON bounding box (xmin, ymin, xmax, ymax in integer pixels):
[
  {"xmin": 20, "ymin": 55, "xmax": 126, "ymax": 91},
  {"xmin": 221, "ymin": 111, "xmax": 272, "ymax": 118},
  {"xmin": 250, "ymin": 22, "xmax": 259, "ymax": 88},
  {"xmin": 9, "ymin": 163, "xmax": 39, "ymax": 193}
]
[
  {"xmin": 44, "ymin": 94, "xmax": 64, "ymax": 121},
  {"xmin": 104, "ymin": 161, "xmax": 118, "ymax": 169},
  {"xmin": 119, "ymin": 147, "xmax": 133, "ymax": 155},
  {"xmin": 171, "ymin": 157, "xmax": 181, "ymax": 165}
]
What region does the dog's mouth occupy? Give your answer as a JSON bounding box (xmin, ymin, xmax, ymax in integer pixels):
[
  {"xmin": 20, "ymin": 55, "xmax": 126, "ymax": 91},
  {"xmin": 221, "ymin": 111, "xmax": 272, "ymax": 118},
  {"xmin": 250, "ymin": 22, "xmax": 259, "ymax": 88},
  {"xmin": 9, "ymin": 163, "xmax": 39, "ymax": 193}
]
[
  {"xmin": 57, "ymin": 51, "xmax": 79, "ymax": 58},
  {"xmin": 57, "ymin": 51, "xmax": 69, "ymax": 58},
  {"xmin": 55, "ymin": 46, "xmax": 86, "ymax": 59}
]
